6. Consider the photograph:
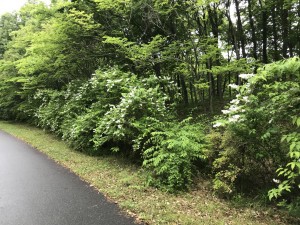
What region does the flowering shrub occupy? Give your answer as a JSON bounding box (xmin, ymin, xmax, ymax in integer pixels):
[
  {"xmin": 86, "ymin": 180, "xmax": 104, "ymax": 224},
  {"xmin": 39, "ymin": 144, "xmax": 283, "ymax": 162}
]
[
  {"xmin": 212, "ymin": 58, "xmax": 300, "ymax": 203},
  {"xmin": 33, "ymin": 67, "xmax": 209, "ymax": 191},
  {"xmin": 92, "ymin": 84, "xmax": 169, "ymax": 154},
  {"xmin": 34, "ymin": 89, "xmax": 67, "ymax": 133},
  {"xmin": 60, "ymin": 69, "xmax": 136, "ymax": 150}
]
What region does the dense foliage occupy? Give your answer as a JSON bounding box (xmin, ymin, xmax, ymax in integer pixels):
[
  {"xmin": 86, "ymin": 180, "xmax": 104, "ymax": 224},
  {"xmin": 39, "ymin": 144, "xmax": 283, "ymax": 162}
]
[
  {"xmin": 0, "ymin": 0, "xmax": 299, "ymax": 210},
  {"xmin": 31, "ymin": 68, "xmax": 208, "ymax": 190},
  {"xmin": 212, "ymin": 58, "xmax": 300, "ymax": 210}
]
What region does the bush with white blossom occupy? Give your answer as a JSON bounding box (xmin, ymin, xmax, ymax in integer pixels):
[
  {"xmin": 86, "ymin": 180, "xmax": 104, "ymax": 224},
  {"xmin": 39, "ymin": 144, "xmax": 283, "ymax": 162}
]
[{"xmin": 211, "ymin": 58, "xmax": 300, "ymax": 208}]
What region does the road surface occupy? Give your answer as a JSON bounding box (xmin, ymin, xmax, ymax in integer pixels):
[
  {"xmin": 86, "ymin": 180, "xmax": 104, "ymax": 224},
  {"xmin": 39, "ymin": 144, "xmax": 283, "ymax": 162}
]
[{"xmin": 0, "ymin": 130, "xmax": 138, "ymax": 225}]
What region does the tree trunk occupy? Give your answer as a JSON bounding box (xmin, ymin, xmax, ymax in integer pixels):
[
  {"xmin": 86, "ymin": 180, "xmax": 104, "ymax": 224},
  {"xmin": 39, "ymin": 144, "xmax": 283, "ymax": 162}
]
[
  {"xmin": 208, "ymin": 4, "xmax": 223, "ymax": 100},
  {"xmin": 180, "ymin": 75, "xmax": 189, "ymax": 105},
  {"xmin": 271, "ymin": 2, "xmax": 279, "ymax": 61},
  {"xmin": 282, "ymin": 6, "xmax": 289, "ymax": 58},
  {"xmin": 206, "ymin": 59, "xmax": 214, "ymax": 113},
  {"xmin": 259, "ymin": 0, "xmax": 268, "ymax": 63},
  {"xmin": 234, "ymin": 0, "xmax": 246, "ymax": 58},
  {"xmin": 247, "ymin": 0, "xmax": 258, "ymax": 60}
]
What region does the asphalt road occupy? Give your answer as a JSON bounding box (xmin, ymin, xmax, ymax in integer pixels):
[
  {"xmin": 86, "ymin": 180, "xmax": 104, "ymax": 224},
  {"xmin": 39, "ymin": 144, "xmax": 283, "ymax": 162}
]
[{"xmin": 0, "ymin": 130, "xmax": 138, "ymax": 225}]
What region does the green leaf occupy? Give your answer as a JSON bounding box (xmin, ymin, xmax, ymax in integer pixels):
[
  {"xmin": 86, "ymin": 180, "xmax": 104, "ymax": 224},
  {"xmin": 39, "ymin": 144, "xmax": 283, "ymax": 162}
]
[{"xmin": 290, "ymin": 142, "xmax": 296, "ymax": 151}]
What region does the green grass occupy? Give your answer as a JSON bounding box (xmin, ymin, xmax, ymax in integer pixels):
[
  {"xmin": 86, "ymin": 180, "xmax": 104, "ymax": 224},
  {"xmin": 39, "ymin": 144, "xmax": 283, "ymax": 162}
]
[{"xmin": 0, "ymin": 121, "xmax": 299, "ymax": 225}]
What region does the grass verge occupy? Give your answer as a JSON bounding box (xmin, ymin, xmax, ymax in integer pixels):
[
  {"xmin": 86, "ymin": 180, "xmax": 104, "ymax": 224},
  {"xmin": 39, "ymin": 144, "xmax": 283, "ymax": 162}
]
[{"xmin": 0, "ymin": 121, "xmax": 299, "ymax": 225}]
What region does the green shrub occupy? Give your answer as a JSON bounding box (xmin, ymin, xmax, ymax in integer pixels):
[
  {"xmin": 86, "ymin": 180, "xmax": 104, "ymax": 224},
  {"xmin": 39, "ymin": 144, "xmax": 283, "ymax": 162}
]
[
  {"xmin": 35, "ymin": 68, "xmax": 137, "ymax": 150},
  {"xmin": 34, "ymin": 89, "xmax": 66, "ymax": 132},
  {"xmin": 212, "ymin": 57, "xmax": 300, "ymax": 202},
  {"xmin": 268, "ymin": 116, "xmax": 300, "ymax": 212},
  {"xmin": 141, "ymin": 119, "xmax": 208, "ymax": 191},
  {"xmin": 33, "ymin": 67, "xmax": 209, "ymax": 192},
  {"xmin": 92, "ymin": 84, "xmax": 169, "ymax": 154},
  {"xmin": 0, "ymin": 76, "xmax": 35, "ymax": 121}
]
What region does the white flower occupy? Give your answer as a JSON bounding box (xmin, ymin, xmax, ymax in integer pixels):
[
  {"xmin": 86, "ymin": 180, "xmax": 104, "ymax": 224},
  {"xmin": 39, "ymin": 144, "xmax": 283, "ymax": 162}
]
[
  {"xmin": 239, "ymin": 73, "xmax": 254, "ymax": 80},
  {"xmin": 213, "ymin": 122, "xmax": 223, "ymax": 128},
  {"xmin": 222, "ymin": 109, "xmax": 231, "ymax": 114},
  {"xmin": 229, "ymin": 114, "xmax": 241, "ymax": 122},
  {"xmin": 230, "ymin": 99, "xmax": 240, "ymax": 104},
  {"xmin": 242, "ymin": 96, "xmax": 249, "ymax": 102},
  {"xmin": 228, "ymin": 105, "xmax": 240, "ymax": 112},
  {"xmin": 273, "ymin": 178, "xmax": 280, "ymax": 184},
  {"xmin": 228, "ymin": 84, "xmax": 239, "ymax": 89}
]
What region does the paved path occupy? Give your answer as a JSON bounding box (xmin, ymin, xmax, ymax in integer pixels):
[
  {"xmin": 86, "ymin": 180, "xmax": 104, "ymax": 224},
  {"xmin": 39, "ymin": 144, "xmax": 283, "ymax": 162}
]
[{"xmin": 0, "ymin": 131, "xmax": 137, "ymax": 225}]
